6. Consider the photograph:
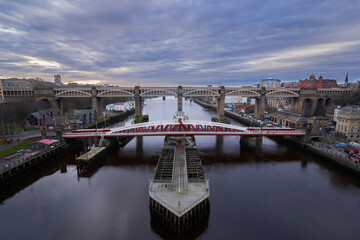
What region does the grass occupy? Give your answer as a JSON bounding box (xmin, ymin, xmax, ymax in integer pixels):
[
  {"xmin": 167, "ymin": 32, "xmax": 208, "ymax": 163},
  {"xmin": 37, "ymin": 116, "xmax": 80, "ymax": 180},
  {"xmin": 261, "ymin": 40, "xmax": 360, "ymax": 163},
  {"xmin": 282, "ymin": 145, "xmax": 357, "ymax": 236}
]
[
  {"xmin": 0, "ymin": 139, "xmax": 7, "ymax": 146},
  {"xmin": 0, "ymin": 139, "xmax": 39, "ymax": 158}
]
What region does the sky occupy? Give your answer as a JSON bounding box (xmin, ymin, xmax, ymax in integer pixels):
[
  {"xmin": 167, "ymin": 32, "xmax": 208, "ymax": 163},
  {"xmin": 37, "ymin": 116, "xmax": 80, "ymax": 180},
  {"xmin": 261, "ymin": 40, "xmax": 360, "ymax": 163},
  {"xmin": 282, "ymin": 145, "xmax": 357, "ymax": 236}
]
[{"xmin": 0, "ymin": 0, "xmax": 359, "ymax": 86}]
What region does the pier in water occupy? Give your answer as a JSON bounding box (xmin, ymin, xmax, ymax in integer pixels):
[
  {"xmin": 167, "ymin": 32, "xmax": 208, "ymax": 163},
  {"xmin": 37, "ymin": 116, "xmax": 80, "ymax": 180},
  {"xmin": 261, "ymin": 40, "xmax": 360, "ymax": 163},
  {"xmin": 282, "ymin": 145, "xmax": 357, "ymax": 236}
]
[{"xmin": 0, "ymin": 97, "xmax": 360, "ymax": 239}]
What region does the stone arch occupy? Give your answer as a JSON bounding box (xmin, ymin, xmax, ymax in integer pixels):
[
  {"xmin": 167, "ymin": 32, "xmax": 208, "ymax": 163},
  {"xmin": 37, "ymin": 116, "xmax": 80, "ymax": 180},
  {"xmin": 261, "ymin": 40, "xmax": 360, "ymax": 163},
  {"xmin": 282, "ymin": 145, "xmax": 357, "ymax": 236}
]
[
  {"xmin": 325, "ymin": 98, "xmax": 331, "ymax": 106},
  {"xmin": 302, "ymin": 98, "xmax": 313, "ymax": 117},
  {"xmin": 315, "ymin": 98, "xmax": 325, "ymax": 116},
  {"xmin": 183, "ymin": 89, "xmax": 220, "ymax": 96},
  {"xmin": 38, "ymin": 98, "xmax": 51, "ymax": 109},
  {"xmin": 140, "ymin": 89, "xmax": 177, "ymax": 96}
]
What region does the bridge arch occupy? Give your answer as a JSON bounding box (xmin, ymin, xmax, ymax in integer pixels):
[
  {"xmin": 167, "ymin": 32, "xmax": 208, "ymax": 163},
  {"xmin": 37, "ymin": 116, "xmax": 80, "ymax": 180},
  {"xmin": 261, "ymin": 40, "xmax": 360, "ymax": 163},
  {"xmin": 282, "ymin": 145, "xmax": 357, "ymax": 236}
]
[
  {"xmin": 302, "ymin": 98, "xmax": 313, "ymax": 117},
  {"xmin": 183, "ymin": 89, "xmax": 220, "ymax": 96},
  {"xmin": 325, "ymin": 98, "xmax": 331, "ymax": 106},
  {"xmin": 55, "ymin": 90, "xmax": 92, "ymax": 97},
  {"xmin": 315, "ymin": 98, "xmax": 325, "ymax": 116},
  {"xmin": 225, "ymin": 89, "xmax": 260, "ymax": 97},
  {"xmin": 140, "ymin": 89, "xmax": 177, "ymax": 96},
  {"xmin": 97, "ymin": 89, "xmax": 135, "ymax": 97},
  {"xmin": 38, "ymin": 98, "xmax": 51, "ymax": 109},
  {"xmin": 266, "ymin": 90, "xmax": 299, "ymax": 97}
]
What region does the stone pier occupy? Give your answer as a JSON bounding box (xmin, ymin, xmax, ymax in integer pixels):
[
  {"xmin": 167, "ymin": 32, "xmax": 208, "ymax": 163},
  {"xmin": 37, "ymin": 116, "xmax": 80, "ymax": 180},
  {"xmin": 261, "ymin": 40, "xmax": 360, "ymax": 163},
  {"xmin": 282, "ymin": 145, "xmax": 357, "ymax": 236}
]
[
  {"xmin": 240, "ymin": 135, "xmax": 263, "ymax": 151},
  {"xmin": 178, "ymin": 86, "xmax": 183, "ymax": 111},
  {"xmin": 149, "ymin": 136, "xmax": 210, "ymax": 234},
  {"xmin": 254, "ymin": 87, "xmax": 266, "ymax": 120}
]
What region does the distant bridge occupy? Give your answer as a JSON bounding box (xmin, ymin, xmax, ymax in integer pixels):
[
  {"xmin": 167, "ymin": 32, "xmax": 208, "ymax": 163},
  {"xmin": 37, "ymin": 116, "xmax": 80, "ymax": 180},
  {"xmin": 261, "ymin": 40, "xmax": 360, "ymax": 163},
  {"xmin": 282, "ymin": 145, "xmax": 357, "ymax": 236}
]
[
  {"xmin": 2, "ymin": 84, "xmax": 352, "ymax": 119},
  {"xmin": 63, "ymin": 121, "xmax": 305, "ymax": 138}
]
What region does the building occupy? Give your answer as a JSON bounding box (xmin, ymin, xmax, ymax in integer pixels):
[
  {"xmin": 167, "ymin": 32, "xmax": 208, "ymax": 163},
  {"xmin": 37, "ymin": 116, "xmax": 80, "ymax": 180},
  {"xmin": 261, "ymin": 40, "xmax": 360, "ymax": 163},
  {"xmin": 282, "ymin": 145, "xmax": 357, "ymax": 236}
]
[
  {"xmin": 234, "ymin": 104, "xmax": 254, "ymax": 114},
  {"xmin": 54, "ymin": 75, "xmax": 62, "ymax": 85},
  {"xmin": 335, "ymin": 106, "xmax": 360, "ymax": 142},
  {"xmin": 325, "ymin": 105, "xmax": 341, "ymax": 122},
  {"xmin": 267, "ymin": 97, "xmax": 289, "ymax": 109},
  {"xmin": 281, "ymin": 82, "xmax": 298, "ymax": 88},
  {"xmin": 307, "ymin": 116, "xmax": 329, "ymax": 130},
  {"xmin": 25, "ymin": 108, "xmax": 62, "ymax": 130},
  {"xmin": 260, "ymin": 78, "xmax": 281, "ymax": 88},
  {"xmin": 298, "ymin": 75, "xmax": 338, "ymax": 88},
  {"xmin": 66, "ymin": 109, "xmax": 97, "ymax": 129},
  {"xmin": 105, "ymin": 101, "xmax": 134, "ymax": 112},
  {"xmin": 0, "ymin": 78, "xmax": 33, "ymax": 102},
  {"xmin": 269, "ymin": 111, "xmax": 308, "ymax": 128},
  {"xmin": 30, "ymin": 139, "xmax": 59, "ymax": 151}
]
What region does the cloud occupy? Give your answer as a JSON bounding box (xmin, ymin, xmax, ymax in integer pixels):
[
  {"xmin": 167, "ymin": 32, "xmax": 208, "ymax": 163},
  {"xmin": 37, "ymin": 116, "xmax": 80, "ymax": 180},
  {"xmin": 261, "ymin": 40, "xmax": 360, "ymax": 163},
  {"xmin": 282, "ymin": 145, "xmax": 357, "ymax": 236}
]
[{"xmin": 0, "ymin": 0, "xmax": 359, "ymax": 84}]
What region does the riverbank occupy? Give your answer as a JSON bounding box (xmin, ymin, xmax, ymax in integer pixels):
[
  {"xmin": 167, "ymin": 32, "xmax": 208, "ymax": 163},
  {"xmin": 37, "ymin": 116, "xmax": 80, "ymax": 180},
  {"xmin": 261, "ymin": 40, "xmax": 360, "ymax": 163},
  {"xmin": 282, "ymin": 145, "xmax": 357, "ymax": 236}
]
[
  {"xmin": 193, "ymin": 98, "xmax": 360, "ymax": 175},
  {"xmin": 0, "ymin": 140, "xmax": 81, "ymax": 185},
  {"xmin": 284, "ymin": 136, "xmax": 360, "ymax": 175}
]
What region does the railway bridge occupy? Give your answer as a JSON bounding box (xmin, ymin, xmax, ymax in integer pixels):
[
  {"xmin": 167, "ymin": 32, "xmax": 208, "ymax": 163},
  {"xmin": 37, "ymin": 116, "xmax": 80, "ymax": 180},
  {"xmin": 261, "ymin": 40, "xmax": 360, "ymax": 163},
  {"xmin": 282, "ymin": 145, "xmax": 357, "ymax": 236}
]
[{"xmin": 2, "ymin": 85, "xmax": 352, "ymax": 120}]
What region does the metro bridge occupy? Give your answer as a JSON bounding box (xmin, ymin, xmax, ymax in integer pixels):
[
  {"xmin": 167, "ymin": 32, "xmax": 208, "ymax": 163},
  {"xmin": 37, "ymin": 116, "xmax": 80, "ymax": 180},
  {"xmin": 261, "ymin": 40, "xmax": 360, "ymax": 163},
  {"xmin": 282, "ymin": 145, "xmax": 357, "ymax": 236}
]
[{"xmin": 63, "ymin": 120, "xmax": 305, "ymax": 138}]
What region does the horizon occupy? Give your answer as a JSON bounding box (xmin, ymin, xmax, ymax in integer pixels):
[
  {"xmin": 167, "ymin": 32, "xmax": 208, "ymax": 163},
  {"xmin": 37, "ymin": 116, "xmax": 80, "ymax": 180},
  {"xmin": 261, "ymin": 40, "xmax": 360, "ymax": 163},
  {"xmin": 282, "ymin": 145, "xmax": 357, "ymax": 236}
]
[{"xmin": 0, "ymin": 0, "xmax": 359, "ymax": 85}]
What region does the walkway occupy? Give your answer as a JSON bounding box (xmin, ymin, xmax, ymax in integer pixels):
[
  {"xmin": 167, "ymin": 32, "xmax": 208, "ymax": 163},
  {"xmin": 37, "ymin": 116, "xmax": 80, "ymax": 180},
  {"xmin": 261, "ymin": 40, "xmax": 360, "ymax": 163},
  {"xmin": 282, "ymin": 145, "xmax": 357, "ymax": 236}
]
[{"xmin": 312, "ymin": 141, "xmax": 360, "ymax": 170}]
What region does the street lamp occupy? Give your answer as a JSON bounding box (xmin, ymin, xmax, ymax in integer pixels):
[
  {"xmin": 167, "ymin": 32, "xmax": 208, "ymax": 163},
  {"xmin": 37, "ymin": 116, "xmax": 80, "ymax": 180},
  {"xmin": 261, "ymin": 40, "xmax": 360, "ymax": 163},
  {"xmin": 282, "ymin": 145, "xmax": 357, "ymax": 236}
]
[
  {"xmin": 1, "ymin": 118, "xmax": 4, "ymax": 137},
  {"xmin": 7, "ymin": 124, "xmax": 10, "ymax": 138},
  {"xmin": 13, "ymin": 119, "xmax": 16, "ymax": 135}
]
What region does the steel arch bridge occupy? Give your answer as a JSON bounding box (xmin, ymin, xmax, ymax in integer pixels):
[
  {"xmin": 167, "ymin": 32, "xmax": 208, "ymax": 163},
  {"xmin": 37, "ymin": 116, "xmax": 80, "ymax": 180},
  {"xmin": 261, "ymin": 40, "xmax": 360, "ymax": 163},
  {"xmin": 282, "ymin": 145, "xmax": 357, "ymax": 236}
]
[{"xmin": 63, "ymin": 121, "xmax": 305, "ymax": 138}]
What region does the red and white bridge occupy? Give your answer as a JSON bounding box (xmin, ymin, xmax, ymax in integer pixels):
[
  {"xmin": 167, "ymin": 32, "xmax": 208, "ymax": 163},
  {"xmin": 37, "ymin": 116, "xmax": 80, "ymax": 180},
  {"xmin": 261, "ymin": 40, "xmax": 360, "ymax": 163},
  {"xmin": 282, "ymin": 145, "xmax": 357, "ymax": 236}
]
[{"xmin": 63, "ymin": 121, "xmax": 305, "ymax": 138}]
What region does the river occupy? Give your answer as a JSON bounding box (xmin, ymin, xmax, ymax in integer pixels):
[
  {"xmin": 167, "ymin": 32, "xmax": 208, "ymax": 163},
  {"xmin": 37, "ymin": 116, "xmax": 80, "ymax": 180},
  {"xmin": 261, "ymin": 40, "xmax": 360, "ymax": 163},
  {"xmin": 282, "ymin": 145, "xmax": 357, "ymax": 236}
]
[{"xmin": 0, "ymin": 97, "xmax": 359, "ymax": 240}]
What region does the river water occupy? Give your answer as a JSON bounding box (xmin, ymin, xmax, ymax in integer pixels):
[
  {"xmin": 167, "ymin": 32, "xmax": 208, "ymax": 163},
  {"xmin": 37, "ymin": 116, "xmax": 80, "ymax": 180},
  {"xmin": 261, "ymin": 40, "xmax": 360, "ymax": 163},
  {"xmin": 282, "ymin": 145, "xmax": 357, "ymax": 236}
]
[{"xmin": 1, "ymin": 97, "xmax": 360, "ymax": 240}]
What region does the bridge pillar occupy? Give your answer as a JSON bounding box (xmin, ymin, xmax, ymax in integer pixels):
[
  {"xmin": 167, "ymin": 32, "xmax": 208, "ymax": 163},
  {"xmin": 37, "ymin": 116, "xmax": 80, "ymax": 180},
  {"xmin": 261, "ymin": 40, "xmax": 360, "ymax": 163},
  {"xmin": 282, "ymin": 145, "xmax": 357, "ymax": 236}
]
[
  {"xmin": 55, "ymin": 98, "xmax": 64, "ymax": 114},
  {"xmin": 289, "ymin": 98, "xmax": 300, "ymax": 114},
  {"xmin": 135, "ymin": 86, "xmax": 142, "ymax": 117},
  {"xmin": 91, "ymin": 87, "xmax": 102, "ymax": 119},
  {"xmin": 254, "ymin": 87, "xmax": 266, "ymax": 120},
  {"xmin": 216, "ymin": 86, "xmax": 225, "ymax": 121},
  {"xmin": 178, "ymin": 86, "xmax": 183, "ymax": 111},
  {"xmin": 240, "ymin": 136, "xmax": 262, "ymax": 151},
  {"xmin": 92, "ymin": 96, "xmax": 102, "ymax": 119}
]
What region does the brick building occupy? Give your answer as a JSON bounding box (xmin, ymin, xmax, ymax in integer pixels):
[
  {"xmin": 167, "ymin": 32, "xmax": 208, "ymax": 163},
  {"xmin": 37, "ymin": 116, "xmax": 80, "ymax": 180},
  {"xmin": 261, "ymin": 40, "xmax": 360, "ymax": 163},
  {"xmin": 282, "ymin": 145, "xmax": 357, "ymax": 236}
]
[
  {"xmin": 234, "ymin": 104, "xmax": 254, "ymax": 114},
  {"xmin": 269, "ymin": 111, "xmax": 308, "ymax": 128},
  {"xmin": 298, "ymin": 75, "xmax": 338, "ymax": 88}
]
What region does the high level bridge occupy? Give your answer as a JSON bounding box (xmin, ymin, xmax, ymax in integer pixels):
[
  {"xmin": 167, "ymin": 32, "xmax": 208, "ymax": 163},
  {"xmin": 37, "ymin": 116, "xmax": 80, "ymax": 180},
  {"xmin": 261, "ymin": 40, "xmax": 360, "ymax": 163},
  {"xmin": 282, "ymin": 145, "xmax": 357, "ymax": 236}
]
[{"xmin": 2, "ymin": 85, "xmax": 352, "ymax": 120}]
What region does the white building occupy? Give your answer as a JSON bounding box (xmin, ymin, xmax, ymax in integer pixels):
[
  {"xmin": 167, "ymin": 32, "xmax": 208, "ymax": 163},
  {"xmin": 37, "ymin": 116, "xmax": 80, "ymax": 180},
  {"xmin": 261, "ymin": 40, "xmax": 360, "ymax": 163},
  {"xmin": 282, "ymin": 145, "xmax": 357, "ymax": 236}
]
[
  {"xmin": 106, "ymin": 101, "xmax": 134, "ymax": 112},
  {"xmin": 333, "ymin": 106, "xmax": 341, "ymax": 122}
]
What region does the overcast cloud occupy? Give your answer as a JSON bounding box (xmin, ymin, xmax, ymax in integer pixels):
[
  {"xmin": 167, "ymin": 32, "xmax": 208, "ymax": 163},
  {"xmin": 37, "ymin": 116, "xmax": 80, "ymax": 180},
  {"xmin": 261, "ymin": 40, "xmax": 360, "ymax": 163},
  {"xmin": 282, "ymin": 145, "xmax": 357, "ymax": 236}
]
[{"xmin": 0, "ymin": 0, "xmax": 359, "ymax": 86}]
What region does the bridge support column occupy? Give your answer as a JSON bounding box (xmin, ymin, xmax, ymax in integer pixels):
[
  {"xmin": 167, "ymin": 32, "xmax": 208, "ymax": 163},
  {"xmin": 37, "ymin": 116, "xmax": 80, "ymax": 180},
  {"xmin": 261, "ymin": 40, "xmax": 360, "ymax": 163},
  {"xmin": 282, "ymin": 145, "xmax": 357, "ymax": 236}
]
[
  {"xmin": 240, "ymin": 136, "xmax": 262, "ymax": 151},
  {"xmin": 91, "ymin": 87, "xmax": 103, "ymax": 119},
  {"xmin": 55, "ymin": 98, "xmax": 64, "ymax": 114},
  {"xmin": 216, "ymin": 86, "xmax": 226, "ymax": 122},
  {"xmin": 178, "ymin": 86, "xmax": 183, "ymax": 111},
  {"xmin": 134, "ymin": 86, "xmax": 149, "ymax": 123},
  {"xmin": 92, "ymin": 96, "xmax": 102, "ymax": 119},
  {"xmin": 136, "ymin": 136, "xmax": 143, "ymax": 156},
  {"xmin": 135, "ymin": 86, "xmax": 142, "ymax": 117},
  {"xmin": 289, "ymin": 98, "xmax": 299, "ymax": 114},
  {"xmin": 254, "ymin": 87, "xmax": 265, "ymax": 120}
]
